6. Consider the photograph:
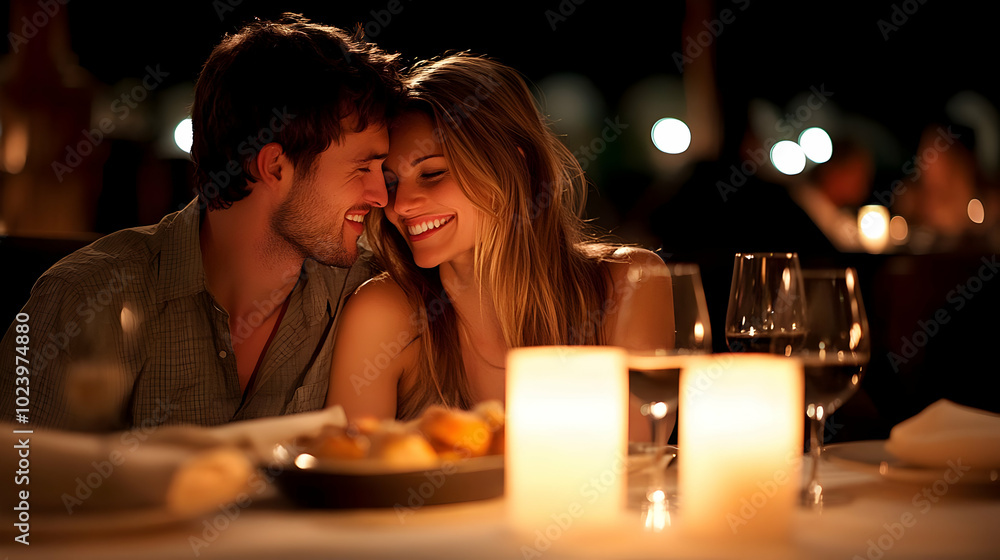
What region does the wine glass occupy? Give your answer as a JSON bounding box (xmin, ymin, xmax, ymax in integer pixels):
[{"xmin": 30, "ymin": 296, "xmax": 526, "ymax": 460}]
[
  {"xmin": 791, "ymin": 267, "xmax": 870, "ymax": 508},
  {"xmin": 724, "ymin": 252, "xmax": 806, "ymax": 354},
  {"xmin": 619, "ymin": 260, "xmax": 712, "ymax": 529}
]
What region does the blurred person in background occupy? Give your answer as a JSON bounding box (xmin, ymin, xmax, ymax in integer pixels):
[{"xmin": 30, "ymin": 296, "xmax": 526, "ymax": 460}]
[
  {"xmin": 893, "ymin": 120, "xmax": 991, "ymax": 253},
  {"xmin": 788, "ymin": 138, "xmax": 876, "ymax": 253}
]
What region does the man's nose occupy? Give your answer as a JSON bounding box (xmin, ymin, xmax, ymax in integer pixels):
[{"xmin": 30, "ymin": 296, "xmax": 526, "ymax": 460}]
[{"xmin": 363, "ymin": 168, "xmax": 389, "ymax": 208}]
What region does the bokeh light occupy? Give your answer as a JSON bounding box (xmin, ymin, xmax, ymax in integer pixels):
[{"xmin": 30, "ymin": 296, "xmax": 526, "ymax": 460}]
[
  {"xmin": 173, "ymin": 118, "xmax": 193, "ymax": 153},
  {"xmin": 859, "ymin": 206, "xmax": 889, "ymax": 240},
  {"xmin": 968, "ymin": 198, "xmax": 985, "ymax": 224},
  {"xmin": 651, "ymin": 117, "xmax": 691, "ymax": 154},
  {"xmin": 798, "ymin": 127, "xmax": 833, "ymax": 163},
  {"xmin": 770, "ymin": 140, "xmax": 806, "ymax": 175},
  {"xmin": 889, "ymin": 215, "xmax": 909, "ymax": 244}
]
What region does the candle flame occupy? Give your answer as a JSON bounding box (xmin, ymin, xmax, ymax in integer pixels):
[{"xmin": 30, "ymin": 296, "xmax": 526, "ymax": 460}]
[
  {"xmin": 858, "ymin": 206, "xmax": 890, "ymax": 253},
  {"xmin": 693, "ymin": 321, "xmax": 705, "ymax": 343},
  {"xmin": 650, "ymin": 401, "xmax": 668, "ymax": 420},
  {"xmin": 294, "ymin": 453, "xmax": 317, "ymax": 469},
  {"xmin": 849, "ymin": 322, "xmax": 862, "ymax": 350},
  {"xmin": 643, "ymin": 490, "xmax": 671, "ymax": 532}
]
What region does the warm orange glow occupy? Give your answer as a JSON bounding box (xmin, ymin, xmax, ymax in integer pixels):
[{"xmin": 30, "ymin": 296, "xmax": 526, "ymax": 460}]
[
  {"xmin": 294, "ymin": 453, "xmax": 317, "ymax": 469},
  {"xmin": 858, "ymin": 205, "xmax": 890, "ymax": 253},
  {"xmin": 120, "ymin": 305, "xmax": 138, "ymax": 333},
  {"xmin": 2, "ymin": 121, "xmax": 28, "ymax": 174},
  {"xmin": 506, "ymin": 346, "xmax": 628, "ymax": 531},
  {"xmin": 679, "ymin": 354, "xmax": 803, "ymax": 540},
  {"xmin": 889, "ymin": 215, "xmax": 909, "ymax": 244},
  {"xmin": 968, "ymin": 198, "xmax": 985, "ymax": 224}
]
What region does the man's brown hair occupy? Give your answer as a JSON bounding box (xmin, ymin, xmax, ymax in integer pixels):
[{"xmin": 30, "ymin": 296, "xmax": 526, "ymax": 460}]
[{"xmin": 190, "ymin": 13, "xmax": 402, "ymax": 210}]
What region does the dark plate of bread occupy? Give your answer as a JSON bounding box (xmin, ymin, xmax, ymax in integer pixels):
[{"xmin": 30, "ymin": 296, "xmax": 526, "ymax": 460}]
[{"xmin": 272, "ymin": 401, "xmax": 505, "ymax": 508}]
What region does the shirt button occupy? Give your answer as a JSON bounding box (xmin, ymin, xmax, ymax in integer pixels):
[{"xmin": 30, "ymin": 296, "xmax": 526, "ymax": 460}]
[{"xmin": 219, "ymin": 350, "xmax": 227, "ymax": 358}]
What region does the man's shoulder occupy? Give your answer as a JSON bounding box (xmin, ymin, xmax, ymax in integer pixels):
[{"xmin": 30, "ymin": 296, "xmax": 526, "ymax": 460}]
[
  {"xmin": 39, "ymin": 228, "xmax": 151, "ymax": 284},
  {"xmin": 36, "ymin": 208, "xmax": 190, "ymax": 289}
]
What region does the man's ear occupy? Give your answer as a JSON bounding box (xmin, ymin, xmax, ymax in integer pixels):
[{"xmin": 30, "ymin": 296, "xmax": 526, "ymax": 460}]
[{"xmin": 251, "ymin": 143, "xmax": 289, "ymax": 192}]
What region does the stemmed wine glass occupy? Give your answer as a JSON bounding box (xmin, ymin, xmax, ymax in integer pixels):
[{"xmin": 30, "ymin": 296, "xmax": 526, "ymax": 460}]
[
  {"xmin": 619, "ymin": 259, "xmax": 712, "ymax": 529},
  {"xmin": 791, "ymin": 267, "xmax": 870, "ymax": 508},
  {"xmin": 725, "ymin": 253, "xmax": 806, "ymax": 354}
]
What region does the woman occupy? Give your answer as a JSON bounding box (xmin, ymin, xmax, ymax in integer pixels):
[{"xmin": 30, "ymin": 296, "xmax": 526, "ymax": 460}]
[{"xmin": 326, "ymin": 53, "xmax": 672, "ymax": 430}]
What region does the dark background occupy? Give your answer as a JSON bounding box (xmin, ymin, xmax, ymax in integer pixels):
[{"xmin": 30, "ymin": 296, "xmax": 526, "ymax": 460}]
[
  {"xmin": 45, "ymin": 2, "xmax": 1000, "ymax": 119},
  {"xmin": 51, "ymin": 1, "xmax": 1000, "ymax": 150},
  {"xmin": 1, "ymin": 0, "xmax": 997, "ymax": 440},
  {"xmin": 4, "ymin": 0, "xmax": 994, "ymax": 228}
]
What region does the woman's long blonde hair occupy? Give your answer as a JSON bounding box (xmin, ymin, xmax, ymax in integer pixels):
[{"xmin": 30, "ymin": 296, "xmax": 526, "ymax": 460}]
[{"xmin": 366, "ymin": 53, "xmax": 620, "ymax": 419}]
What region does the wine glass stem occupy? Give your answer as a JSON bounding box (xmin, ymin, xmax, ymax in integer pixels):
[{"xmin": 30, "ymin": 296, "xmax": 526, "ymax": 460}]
[
  {"xmin": 806, "ymin": 414, "xmax": 827, "ymax": 505},
  {"xmin": 648, "ymin": 411, "xmax": 673, "ymax": 491}
]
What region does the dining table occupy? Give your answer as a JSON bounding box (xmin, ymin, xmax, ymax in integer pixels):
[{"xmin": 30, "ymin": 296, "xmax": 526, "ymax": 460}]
[{"xmin": 4, "ymin": 440, "xmax": 998, "ymax": 560}]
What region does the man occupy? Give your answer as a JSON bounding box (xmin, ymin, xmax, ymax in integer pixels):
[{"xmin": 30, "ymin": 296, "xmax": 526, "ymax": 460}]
[{"xmin": 0, "ymin": 14, "xmax": 402, "ymax": 430}]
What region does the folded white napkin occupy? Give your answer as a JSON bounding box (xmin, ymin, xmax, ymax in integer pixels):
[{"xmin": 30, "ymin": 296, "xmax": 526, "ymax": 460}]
[
  {"xmin": 0, "ymin": 406, "xmax": 348, "ymax": 517},
  {"xmin": 884, "ymin": 399, "xmax": 1000, "ymax": 469}
]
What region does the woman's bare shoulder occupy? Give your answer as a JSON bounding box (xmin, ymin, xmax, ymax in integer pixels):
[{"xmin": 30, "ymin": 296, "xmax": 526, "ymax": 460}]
[
  {"xmin": 346, "ymin": 273, "xmax": 416, "ymax": 327},
  {"xmin": 354, "ymin": 272, "xmax": 407, "ymax": 300},
  {"xmin": 602, "ymin": 247, "xmax": 668, "ymax": 283}
]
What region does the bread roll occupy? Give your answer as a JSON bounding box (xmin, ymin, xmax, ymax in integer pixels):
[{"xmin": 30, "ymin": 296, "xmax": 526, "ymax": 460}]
[
  {"xmin": 306, "ymin": 425, "xmax": 370, "ymax": 460},
  {"xmin": 369, "ymin": 428, "xmax": 439, "ymax": 469},
  {"xmin": 473, "ymin": 400, "xmax": 505, "ymax": 455},
  {"xmin": 417, "ymin": 405, "xmax": 492, "ymax": 459},
  {"xmin": 474, "ymin": 400, "xmax": 505, "ymax": 429}
]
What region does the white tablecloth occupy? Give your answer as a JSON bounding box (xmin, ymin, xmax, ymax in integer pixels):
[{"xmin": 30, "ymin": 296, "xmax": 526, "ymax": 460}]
[{"xmin": 3, "ymin": 452, "xmax": 998, "ymax": 560}]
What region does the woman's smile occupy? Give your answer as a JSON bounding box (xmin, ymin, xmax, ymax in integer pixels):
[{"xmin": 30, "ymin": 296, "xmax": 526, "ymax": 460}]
[{"xmin": 405, "ymin": 215, "xmax": 455, "ymax": 240}]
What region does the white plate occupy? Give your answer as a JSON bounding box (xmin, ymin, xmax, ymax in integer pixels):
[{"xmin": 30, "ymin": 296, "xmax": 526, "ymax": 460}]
[{"xmin": 824, "ymin": 440, "xmax": 1000, "ymax": 485}]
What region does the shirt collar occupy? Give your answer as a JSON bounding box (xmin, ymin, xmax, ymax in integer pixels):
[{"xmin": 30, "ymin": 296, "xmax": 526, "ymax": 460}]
[
  {"xmin": 299, "ymin": 259, "xmax": 332, "ymax": 326},
  {"xmin": 155, "ymin": 198, "xmax": 207, "ymax": 304},
  {"xmin": 153, "ymin": 198, "xmax": 370, "ymax": 321}
]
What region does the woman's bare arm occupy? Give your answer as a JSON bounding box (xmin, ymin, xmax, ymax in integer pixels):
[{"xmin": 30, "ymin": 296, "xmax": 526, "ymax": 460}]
[{"xmin": 326, "ymin": 275, "xmax": 419, "ymax": 421}]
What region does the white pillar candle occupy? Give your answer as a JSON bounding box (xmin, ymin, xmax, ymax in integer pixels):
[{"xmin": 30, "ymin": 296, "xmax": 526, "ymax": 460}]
[
  {"xmin": 678, "ymin": 354, "xmax": 803, "ymax": 540},
  {"xmin": 858, "ymin": 204, "xmax": 891, "ymax": 253},
  {"xmin": 506, "ymin": 346, "xmax": 629, "ymax": 533}
]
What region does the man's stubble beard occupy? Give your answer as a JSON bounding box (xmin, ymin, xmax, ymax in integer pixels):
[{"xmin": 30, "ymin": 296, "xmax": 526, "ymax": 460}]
[{"xmin": 271, "ymin": 174, "xmax": 357, "ymax": 268}]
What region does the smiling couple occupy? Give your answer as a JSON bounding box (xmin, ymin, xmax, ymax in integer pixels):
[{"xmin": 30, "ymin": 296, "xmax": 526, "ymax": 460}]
[{"xmin": 1, "ymin": 13, "xmax": 669, "ymax": 439}]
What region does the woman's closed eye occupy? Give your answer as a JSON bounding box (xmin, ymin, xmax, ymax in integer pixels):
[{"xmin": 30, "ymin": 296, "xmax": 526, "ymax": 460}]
[{"xmin": 420, "ymin": 169, "xmax": 447, "ymax": 181}]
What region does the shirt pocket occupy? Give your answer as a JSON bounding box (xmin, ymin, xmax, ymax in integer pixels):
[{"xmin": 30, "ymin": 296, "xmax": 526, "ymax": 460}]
[{"xmin": 283, "ymin": 381, "xmax": 328, "ymax": 414}]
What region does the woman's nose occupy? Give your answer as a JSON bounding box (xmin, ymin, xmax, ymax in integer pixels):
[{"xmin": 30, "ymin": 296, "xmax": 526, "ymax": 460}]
[{"xmin": 391, "ymin": 179, "xmax": 424, "ymax": 216}]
